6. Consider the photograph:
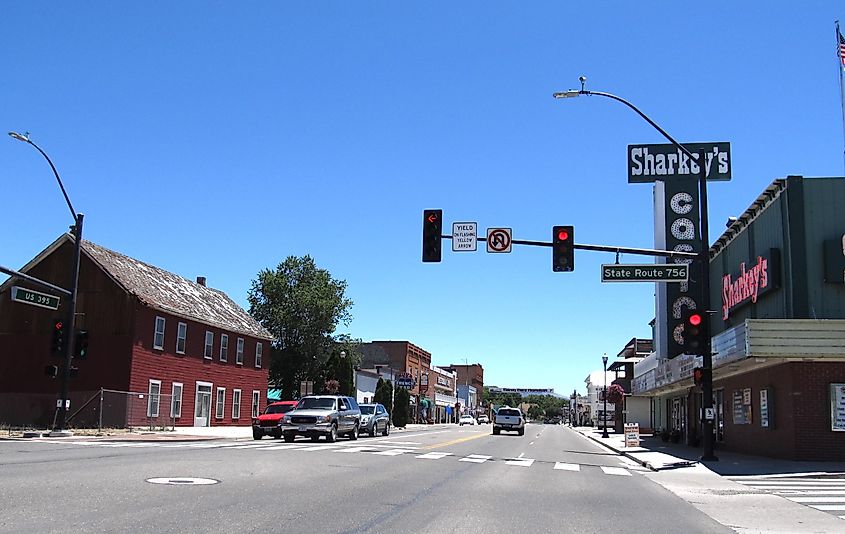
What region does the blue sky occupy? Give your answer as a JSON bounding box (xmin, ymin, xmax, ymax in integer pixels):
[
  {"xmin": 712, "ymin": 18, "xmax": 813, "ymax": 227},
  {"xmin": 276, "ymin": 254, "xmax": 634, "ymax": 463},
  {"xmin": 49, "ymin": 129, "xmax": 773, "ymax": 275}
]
[{"xmin": 3, "ymin": 2, "xmax": 844, "ymax": 397}]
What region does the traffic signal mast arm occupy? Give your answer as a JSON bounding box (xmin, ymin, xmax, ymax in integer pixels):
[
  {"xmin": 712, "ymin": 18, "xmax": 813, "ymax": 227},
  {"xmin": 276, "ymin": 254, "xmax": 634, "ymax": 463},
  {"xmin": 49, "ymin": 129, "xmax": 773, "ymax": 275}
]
[{"xmin": 441, "ymin": 234, "xmax": 698, "ymax": 260}]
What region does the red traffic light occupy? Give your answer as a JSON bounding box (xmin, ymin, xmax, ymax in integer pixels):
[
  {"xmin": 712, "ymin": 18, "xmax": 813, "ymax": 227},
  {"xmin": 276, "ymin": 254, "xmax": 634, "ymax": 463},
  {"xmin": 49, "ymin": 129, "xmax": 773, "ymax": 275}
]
[
  {"xmin": 693, "ymin": 367, "xmax": 704, "ymax": 386},
  {"xmin": 688, "ymin": 313, "xmax": 702, "ymax": 326},
  {"xmin": 55, "ymin": 321, "xmax": 63, "ymax": 330},
  {"xmin": 557, "ymin": 229, "xmax": 570, "ymax": 241}
]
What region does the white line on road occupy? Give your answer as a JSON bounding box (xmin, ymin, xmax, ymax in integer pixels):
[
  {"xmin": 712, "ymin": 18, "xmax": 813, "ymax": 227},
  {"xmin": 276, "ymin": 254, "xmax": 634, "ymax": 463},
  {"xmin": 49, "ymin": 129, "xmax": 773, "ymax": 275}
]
[
  {"xmin": 505, "ymin": 458, "xmax": 534, "ymax": 467},
  {"xmin": 554, "ymin": 462, "xmax": 580, "ymax": 471},
  {"xmin": 416, "ymin": 452, "xmax": 452, "ymax": 460},
  {"xmin": 529, "ymin": 441, "xmax": 534, "ymax": 445},
  {"xmin": 600, "ymin": 466, "xmax": 631, "ymax": 476},
  {"xmin": 774, "ymin": 490, "xmax": 845, "ymax": 495},
  {"xmin": 787, "ymin": 497, "xmax": 845, "ymax": 503},
  {"xmin": 334, "ymin": 446, "xmax": 379, "ymax": 453},
  {"xmin": 809, "ymin": 505, "xmax": 845, "ymax": 511},
  {"xmin": 296, "ymin": 445, "xmax": 339, "ymax": 451},
  {"xmin": 372, "ymin": 449, "xmax": 414, "ymax": 456},
  {"xmin": 518, "ymin": 452, "xmax": 525, "ymax": 458},
  {"xmin": 459, "ymin": 455, "xmax": 491, "ymax": 464},
  {"xmin": 258, "ymin": 445, "xmax": 311, "ymax": 450},
  {"xmin": 741, "ymin": 480, "xmax": 845, "ymax": 486}
]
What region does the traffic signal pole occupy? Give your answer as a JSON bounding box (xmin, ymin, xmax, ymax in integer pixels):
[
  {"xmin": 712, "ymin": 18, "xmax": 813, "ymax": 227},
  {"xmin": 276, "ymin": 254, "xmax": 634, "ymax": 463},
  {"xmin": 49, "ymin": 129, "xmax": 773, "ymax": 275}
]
[{"xmin": 55, "ymin": 214, "xmax": 83, "ymax": 433}]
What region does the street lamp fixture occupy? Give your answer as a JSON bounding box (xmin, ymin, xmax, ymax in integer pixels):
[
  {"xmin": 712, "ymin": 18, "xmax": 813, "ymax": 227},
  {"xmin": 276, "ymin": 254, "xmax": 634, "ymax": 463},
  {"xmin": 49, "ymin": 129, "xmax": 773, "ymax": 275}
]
[
  {"xmin": 601, "ymin": 353, "xmax": 609, "ymax": 438},
  {"xmin": 8, "ymin": 131, "xmax": 84, "ymax": 436},
  {"xmin": 554, "ymin": 78, "xmax": 718, "ymax": 461}
]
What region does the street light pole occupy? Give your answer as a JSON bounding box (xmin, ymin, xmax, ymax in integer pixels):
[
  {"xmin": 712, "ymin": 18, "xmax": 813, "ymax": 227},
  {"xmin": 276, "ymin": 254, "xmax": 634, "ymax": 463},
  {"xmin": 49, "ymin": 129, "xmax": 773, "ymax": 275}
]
[
  {"xmin": 554, "ymin": 80, "xmax": 717, "ymax": 461},
  {"xmin": 601, "ymin": 353, "xmax": 609, "ymax": 438},
  {"xmin": 9, "ymin": 132, "xmax": 83, "ymax": 435}
]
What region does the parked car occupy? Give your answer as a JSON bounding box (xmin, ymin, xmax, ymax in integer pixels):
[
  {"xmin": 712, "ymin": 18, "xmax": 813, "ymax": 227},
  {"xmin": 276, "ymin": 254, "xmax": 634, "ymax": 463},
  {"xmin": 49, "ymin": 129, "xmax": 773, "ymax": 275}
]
[
  {"xmin": 459, "ymin": 415, "xmax": 476, "ymax": 426},
  {"xmin": 493, "ymin": 406, "xmax": 525, "ymax": 436},
  {"xmin": 280, "ymin": 395, "xmax": 361, "ymax": 443},
  {"xmin": 477, "ymin": 414, "xmax": 490, "ymax": 424},
  {"xmin": 252, "ymin": 400, "xmax": 299, "ymax": 440},
  {"xmin": 359, "ymin": 403, "xmax": 390, "ymax": 437}
]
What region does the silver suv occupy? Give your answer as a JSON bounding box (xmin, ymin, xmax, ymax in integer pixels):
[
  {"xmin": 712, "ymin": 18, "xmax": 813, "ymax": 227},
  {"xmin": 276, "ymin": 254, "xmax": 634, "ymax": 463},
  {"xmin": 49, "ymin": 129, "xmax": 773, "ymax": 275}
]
[
  {"xmin": 280, "ymin": 395, "xmax": 361, "ymax": 442},
  {"xmin": 359, "ymin": 403, "xmax": 390, "ymax": 437}
]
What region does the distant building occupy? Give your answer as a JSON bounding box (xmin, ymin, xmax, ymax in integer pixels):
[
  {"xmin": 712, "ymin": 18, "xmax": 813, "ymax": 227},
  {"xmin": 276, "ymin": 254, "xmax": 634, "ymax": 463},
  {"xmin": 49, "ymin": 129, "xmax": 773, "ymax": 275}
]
[
  {"xmin": 360, "ymin": 341, "xmax": 432, "ymax": 422},
  {"xmin": 487, "ymin": 387, "xmax": 565, "ymax": 399},
  {"xmin": 442, "ymin": 363, "xmax": 484, "ymax": 411}
]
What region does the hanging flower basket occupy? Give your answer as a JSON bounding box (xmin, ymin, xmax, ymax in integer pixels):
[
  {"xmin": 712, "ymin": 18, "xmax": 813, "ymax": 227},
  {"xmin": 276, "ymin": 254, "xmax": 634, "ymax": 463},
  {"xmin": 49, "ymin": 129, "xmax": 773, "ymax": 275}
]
[{"xmin": 606, "ymin": 384, "xmax": 625, "ymax": 405}]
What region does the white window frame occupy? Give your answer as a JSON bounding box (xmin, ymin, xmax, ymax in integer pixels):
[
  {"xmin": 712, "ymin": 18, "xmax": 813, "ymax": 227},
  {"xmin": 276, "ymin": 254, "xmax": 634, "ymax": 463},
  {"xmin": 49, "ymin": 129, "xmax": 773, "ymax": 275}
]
[
  {"xmin": 220, "ymin": 334, "xmax": 229, "ymax": 362},
  {"xmin": 176, "ymin": 322, "xmax": 187, "ymax": 355},
  {"xmin": 215, "ymin": 387, "xmax": 226, "ymax": 419},
  {"xmin": 255, "ymin": 342, "xmax": 263, "ymax": 368},
  {"xmin": 204, "ymin": 331, "xmax": 214, "ymax": 360},
  {"xmin": 171, "ymin": 382, "xmax": 183, "ymax": 418},
  {"xmin": 232, "ymin": 389, "xmax": 242, "ymax": 420},
  {"xmin": 251, "ymin": 390, "xmax": 260, "ymax": 419},
  {"xmin": 236, "ymin": 338, "xmax": 244, "ymax": 365},
  {"xmin": 153, "ymin": 317, "xmax": 166, "ymax": 350},
  {"xmin": 147, "ymin": 379, "xmax": 161, "ymax": 417}
]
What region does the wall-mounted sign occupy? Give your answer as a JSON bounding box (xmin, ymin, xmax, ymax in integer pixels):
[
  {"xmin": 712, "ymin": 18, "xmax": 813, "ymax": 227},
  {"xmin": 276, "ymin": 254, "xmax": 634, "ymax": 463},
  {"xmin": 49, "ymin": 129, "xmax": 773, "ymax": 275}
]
[
  {"xmin": 721, "ymin": 249, "xmax": 781, "ymax": 320},
  {"xmin": 760, "ymin": 388, "xmax": 770, "ymax": 428},
  {"xmin": 436, "ymin": 375, "xmax": 451, "ymax": 387},
  {"xmin": 831, "ymin": 383, "xmax": 845, "ymax": 432},
  {"xmin": 732, "ymin": 388, "xmax": 752, "ymax": 425},
  {"xmin": 627, "ymin": 142, "xmax": 732, "ymax": 183}
]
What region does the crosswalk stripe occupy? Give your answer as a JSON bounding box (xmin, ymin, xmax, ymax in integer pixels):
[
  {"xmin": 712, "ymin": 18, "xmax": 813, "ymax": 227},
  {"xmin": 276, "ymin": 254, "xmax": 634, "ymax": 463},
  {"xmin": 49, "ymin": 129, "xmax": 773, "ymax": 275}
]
[
  {"xmin": 739, "ymin": 481, "xmax": 845, "ymax": 486},
  {"xmin": 600, "ymin": 466, "xmax": 631, "ymax": 476},
  {"xmin": 231, "ymin": 444, "xmax": 274, "ymax": 449},
  {"xmin": 459, "ymin": 455, "xmax": 491, "ymax": 463},
  {"xmin": 554, "ymin": 462, "xmax": 580, "ymax": 471},
  {"xmin": 505, "ymin": 458, "xmax": 534, "ymax": 467},
  {"xmin": 372, "ymin": 449, "xmax": 412, "ymax": 456},
  {"xmin": 810, "ymin": 505, "xmax": 845, "ymax": 511},
  {"xmin": 774, "ymin": 490, "xmax": 845, "ymax": 495},
  {"xmin": 416, "ymin": 452, "xmax": 452, "ymax": 460},
  {"xmin": 787, "ymin": 497, "xmax": 845, "ymax": 503},
  {"xmin": 297, "ymin": 445, "xmax": 339, "ymax": 452},
  {"xmin": 335, "ymin": 446, "xmax": 379, "ymax": 453},
  {"xmin": 257, "ymin": 445, "xmax": 310, "ymax": 450}
]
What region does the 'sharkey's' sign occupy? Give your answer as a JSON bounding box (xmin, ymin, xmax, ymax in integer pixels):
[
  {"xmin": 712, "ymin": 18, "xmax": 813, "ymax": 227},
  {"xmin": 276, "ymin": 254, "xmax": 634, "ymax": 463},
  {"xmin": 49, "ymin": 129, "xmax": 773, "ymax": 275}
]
[
  {"xmin": 721, "ymin": 249, "xmax": 781, "ymax": 320},
  {"xmin": 628, "ymin": 142, "xmax": 732, "ymax": 183}
]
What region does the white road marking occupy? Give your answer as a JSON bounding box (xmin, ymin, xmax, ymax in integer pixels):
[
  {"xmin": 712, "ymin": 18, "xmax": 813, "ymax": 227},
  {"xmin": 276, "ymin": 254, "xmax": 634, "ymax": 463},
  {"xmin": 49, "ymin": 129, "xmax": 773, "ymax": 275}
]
[
  {"xmin": 810, "ymin": 505, "xmax": 845, "ymax": 511},
  {"xmin": 231, "ymin": 444, "xmax": 275, "ymax": 449},
  {"xmin": 258, "ymin": 445, "xmax": 310, "ymax": 450},
  {"xmin": 787, "ymin": 497, "xmax": 845, "ymax": 503},
  {"xmin": 600, "ymin": 466, "xmax": 631, "ymax": 476},
  {"xmin": 505, "ymin": 458, "xmax": 534, "ymax": 467},
  {"xmin": 296, "ymin": 445, "xmax": 339, "ymax": 451},
  {"xmin": 372, "ymin": 449, "xmax": 413, "ymax": 456},
  {"xmin": 554, "ymin": 462, "xmax": 580, "ymax": 471},
  {"xmin": 529, "ymin": 441, "xmax": 535, "ymax": 445},
  {"xmin": 416, "ymin": 452, "xmax": 452, "ymax": 460},
  {"xmin": 334, "ymin": 446, "xmax": 379, "ymax": 453},
  {"xmin": 774, "ymin": 490, "xmax": 845, "ymax": 495},
  {"xmin": 518, "ymin": 452, "xmax": 525, "ymax": 458},
  {"xmin": 459, "ymin": 454, "xmax": 491, "ymax": 464}
]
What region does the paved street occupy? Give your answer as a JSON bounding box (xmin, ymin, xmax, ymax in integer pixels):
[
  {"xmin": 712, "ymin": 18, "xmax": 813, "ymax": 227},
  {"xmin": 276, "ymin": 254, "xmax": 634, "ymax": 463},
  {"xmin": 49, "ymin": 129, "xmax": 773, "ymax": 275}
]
[{"xmin": 0, "ymin": 424, "xmax": 730, "ymax": 534}]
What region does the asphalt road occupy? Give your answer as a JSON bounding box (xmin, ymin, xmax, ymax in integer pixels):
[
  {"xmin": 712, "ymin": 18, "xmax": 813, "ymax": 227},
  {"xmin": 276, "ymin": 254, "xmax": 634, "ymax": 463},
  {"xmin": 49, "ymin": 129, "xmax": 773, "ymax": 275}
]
[{"xmin": 0, "ymin": 424, "xmax": 732, "ymax": 534}]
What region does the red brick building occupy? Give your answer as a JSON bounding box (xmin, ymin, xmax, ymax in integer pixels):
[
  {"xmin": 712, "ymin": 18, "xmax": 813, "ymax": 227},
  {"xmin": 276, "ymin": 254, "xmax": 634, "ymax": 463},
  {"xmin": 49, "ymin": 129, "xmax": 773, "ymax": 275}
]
[{"xmin": 0, "ymin": 235, "xmax": 272, "ymax": 428}]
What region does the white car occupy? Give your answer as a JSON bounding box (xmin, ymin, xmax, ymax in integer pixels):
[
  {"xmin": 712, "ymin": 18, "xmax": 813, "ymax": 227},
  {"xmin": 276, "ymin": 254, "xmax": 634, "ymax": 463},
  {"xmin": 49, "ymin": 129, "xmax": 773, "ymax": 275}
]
[{"xmin": 459, "ymin": 415, "xmax": 477, "ymax": 426}]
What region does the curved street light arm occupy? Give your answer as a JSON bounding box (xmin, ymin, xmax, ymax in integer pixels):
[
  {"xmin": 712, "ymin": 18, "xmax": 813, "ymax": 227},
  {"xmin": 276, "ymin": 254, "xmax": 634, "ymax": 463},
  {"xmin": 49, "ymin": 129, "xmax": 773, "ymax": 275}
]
[
  {"xmin": 25, "ymin": 139, "xmax": 77, "ymax": 221},
  {"xmin": 580, "ymin": 90, "xmax": 696, "ymax": 162}
]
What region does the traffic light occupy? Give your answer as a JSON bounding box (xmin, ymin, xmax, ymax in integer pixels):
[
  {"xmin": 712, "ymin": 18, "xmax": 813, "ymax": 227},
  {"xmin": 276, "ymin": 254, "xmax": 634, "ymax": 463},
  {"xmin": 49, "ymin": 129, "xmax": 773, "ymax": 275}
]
[
  {"xmin": 552, "ymin": 225, "xmax": 574, "ymax": 272},
  {"xmin": 682, "ymin": 309, "xmax": 706, "ymax": 355},
  {"xmin": 74, "ymin": 330, "xmax": 89, "ymax": 359},
  {"xmin": 693, "ymin": 367, "xmax": 704, "ymax": 387},
  {"xmin": 44, "ymin": 365, "xmax": 58, "ymax": 378},
  {"xmin": 422, "ymin": 209, "xmax": 443, "ymax": 263},
  {"xmin": 51, "ymin": 320, "xmax": 65, "ymax": 355}
]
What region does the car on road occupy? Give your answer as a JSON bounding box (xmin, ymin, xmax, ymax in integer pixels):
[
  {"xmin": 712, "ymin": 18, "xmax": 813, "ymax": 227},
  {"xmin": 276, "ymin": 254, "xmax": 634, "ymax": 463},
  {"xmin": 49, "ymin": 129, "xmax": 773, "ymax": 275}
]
[
  {"xmin": 493, "ymin": 406, "xmax": 525, "ymax": 436},
  {"xmin": 459, "ymin": 415, "xmax": 476, "ymax": 426},
  {"xmin": 359, "ymin": 403, "xmax": 390, "ymax": 437},
  {"xmin": 252, "ymin": 400, "xmax": 299, "ymax": 440},
  {"xmin": 477, "ymin": 414, "xmax": 490, "ymax": 424},
  {"xmin": 280, "ymin": 395, "xmax": 361, "ymax": 443}
]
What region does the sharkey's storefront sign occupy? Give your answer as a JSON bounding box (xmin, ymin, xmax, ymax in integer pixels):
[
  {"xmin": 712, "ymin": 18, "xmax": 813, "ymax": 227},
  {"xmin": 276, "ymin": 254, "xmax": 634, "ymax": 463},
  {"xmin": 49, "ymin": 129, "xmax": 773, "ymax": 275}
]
[
  {"xmin": 721, "ymin": 249, "xmax": 781, "ymax": 320},
  {"xmin": 627, "ymin": 142, "xmax": 731, "ymax": 183}
]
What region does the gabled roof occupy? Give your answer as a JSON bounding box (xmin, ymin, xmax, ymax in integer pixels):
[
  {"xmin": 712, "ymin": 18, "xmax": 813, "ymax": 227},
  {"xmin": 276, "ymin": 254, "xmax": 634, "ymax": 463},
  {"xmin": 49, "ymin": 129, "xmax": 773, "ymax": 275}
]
[{"xmin": 3, "ymin": 234, "xmax": 272, "ymax": 341}]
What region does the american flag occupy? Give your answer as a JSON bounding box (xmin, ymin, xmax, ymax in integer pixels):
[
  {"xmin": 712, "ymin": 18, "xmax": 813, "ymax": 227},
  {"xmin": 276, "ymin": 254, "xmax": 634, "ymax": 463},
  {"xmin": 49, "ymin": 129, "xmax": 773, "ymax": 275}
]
[{"xmin": 840, "ymin": 28, "xmax": 845, "ymax": 67}]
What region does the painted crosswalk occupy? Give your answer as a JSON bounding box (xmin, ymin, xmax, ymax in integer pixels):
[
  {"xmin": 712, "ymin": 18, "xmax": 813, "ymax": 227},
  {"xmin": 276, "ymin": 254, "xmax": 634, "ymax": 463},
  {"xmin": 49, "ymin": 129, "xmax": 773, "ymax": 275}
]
[
  {"xmin": 11, "ymin": 438, "xmax": 638, "ymax": 477},
  {"xmin": 727, "ymin": 475, "xmax": 845, "ymax": 519}
]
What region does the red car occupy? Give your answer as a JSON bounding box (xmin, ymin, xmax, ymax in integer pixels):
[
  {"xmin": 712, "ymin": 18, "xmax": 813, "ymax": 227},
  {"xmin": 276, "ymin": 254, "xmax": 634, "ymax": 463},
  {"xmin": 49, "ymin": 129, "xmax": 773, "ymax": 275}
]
[{"xmin": 252, "ymin": 400, "xmax": 298, "ymax": 440}]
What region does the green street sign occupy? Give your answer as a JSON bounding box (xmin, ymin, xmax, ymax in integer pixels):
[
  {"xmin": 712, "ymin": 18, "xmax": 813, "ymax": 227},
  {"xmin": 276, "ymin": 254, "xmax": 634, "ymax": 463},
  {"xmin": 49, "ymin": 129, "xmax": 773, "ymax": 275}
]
[
  {"xmin": 11, "ymin": 286, "xmax": 61, "ymax": 310},
  {"xmin": 601, "ymin": 264, "xmax": 689, "ymax": 283}
]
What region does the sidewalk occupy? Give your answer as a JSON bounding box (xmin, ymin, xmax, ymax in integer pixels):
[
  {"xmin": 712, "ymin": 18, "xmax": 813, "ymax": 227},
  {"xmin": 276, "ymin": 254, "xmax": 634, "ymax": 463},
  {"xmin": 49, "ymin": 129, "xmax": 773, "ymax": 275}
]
[
  {"xmin": 573, "ymin": 425, "xmax": 845, "ymax": 534},
  {"xmin": 7, "ymin": 422, "xmax": 455, "ymax": 442}
]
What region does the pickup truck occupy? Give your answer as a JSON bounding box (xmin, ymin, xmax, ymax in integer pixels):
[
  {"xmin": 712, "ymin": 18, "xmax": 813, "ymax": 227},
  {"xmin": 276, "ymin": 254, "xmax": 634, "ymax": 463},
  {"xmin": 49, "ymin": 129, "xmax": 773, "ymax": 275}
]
[{"xmin": 493, "ymin": 406, "xmax": 525, "ymax": 436}]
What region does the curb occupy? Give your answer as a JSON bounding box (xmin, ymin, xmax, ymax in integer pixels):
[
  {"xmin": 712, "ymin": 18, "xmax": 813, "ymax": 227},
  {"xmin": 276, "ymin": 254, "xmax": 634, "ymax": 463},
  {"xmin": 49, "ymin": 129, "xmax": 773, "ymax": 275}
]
[{"xmin": 574, "ymin": 429, "xmax": 658, "ymax": 472}]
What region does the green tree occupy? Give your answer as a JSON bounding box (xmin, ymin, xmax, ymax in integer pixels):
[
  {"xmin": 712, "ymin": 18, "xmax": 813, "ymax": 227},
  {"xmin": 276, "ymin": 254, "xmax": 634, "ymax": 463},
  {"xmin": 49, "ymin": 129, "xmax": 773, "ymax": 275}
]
[
  {"xmin": 248, "ymin": 255, "xmax": 353, "ymax": 400},
  {"xmin": 393, "ymin": 387, "xmax": 410, "ymax": 428},
  {"xmin": 527, "ymin": 405, "xmax": 545, "ymax": 420},
  {"xmin": 373, "ymin": 378, "xmax": 393, "ymax": 417}
]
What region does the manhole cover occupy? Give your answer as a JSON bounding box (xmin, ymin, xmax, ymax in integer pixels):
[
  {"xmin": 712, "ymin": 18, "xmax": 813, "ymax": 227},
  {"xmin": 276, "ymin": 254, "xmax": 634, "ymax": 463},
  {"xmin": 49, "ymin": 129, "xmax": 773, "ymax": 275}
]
[{"xmin": 146, "ymin": 477, "xmax": 219, "ymax": 486}]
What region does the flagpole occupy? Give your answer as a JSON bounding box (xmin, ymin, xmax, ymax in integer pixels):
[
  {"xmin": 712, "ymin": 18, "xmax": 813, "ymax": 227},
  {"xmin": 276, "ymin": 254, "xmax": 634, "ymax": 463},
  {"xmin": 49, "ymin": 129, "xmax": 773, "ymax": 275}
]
[{"xmin": 837, "ymin": 21, "xmax": 845, "ymax": 173}]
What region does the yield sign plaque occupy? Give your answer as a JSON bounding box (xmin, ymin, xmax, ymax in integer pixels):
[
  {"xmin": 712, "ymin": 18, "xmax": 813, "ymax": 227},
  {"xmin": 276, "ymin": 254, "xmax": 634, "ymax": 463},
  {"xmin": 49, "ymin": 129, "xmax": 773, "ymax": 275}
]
[{"xmin": 486, "ymin": 228, "xmax": 512, "ymax": 253}]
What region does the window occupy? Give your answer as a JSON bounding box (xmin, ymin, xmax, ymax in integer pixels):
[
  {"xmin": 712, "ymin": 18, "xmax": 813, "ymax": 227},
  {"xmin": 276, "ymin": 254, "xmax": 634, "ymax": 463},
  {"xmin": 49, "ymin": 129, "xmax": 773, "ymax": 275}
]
[
  {"xmin": 176, "ymin": 322, "xmax": 187, "ymax": 354},
  {"xmin": 232, "ymin": 389, "xmax": 242, "ymax": 420},
  {"xmin": 171, "ymin": 382, "xmax": 183, "ymax": 418},
  {"xmin": 220, "ymin": 334, "xmax": 229, "ymax": 362},
  {"xmin": 236, "ymin": 338, "xmax": 244, "ymax": 365},
  {"xmin": 204, "ymin": 331, "xmax": 214, "ymax": 359},
  {"xmin": 215, "ymin": 387, "xmax": 226, "ymax": 419},
  {"xmin": 251, "ymin": 390, "xmax": 260, "ymax": 418},
  {"xmin": 147, "ymin": 380, "xmax": 161, "ymax": 417},
  {"xmin": 255, "ymin": 342, "xmax": 263, "ymax": 368},
  {"xmin": 153, "ymin": 317, "xmax": 165, "ymax": 350}
]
